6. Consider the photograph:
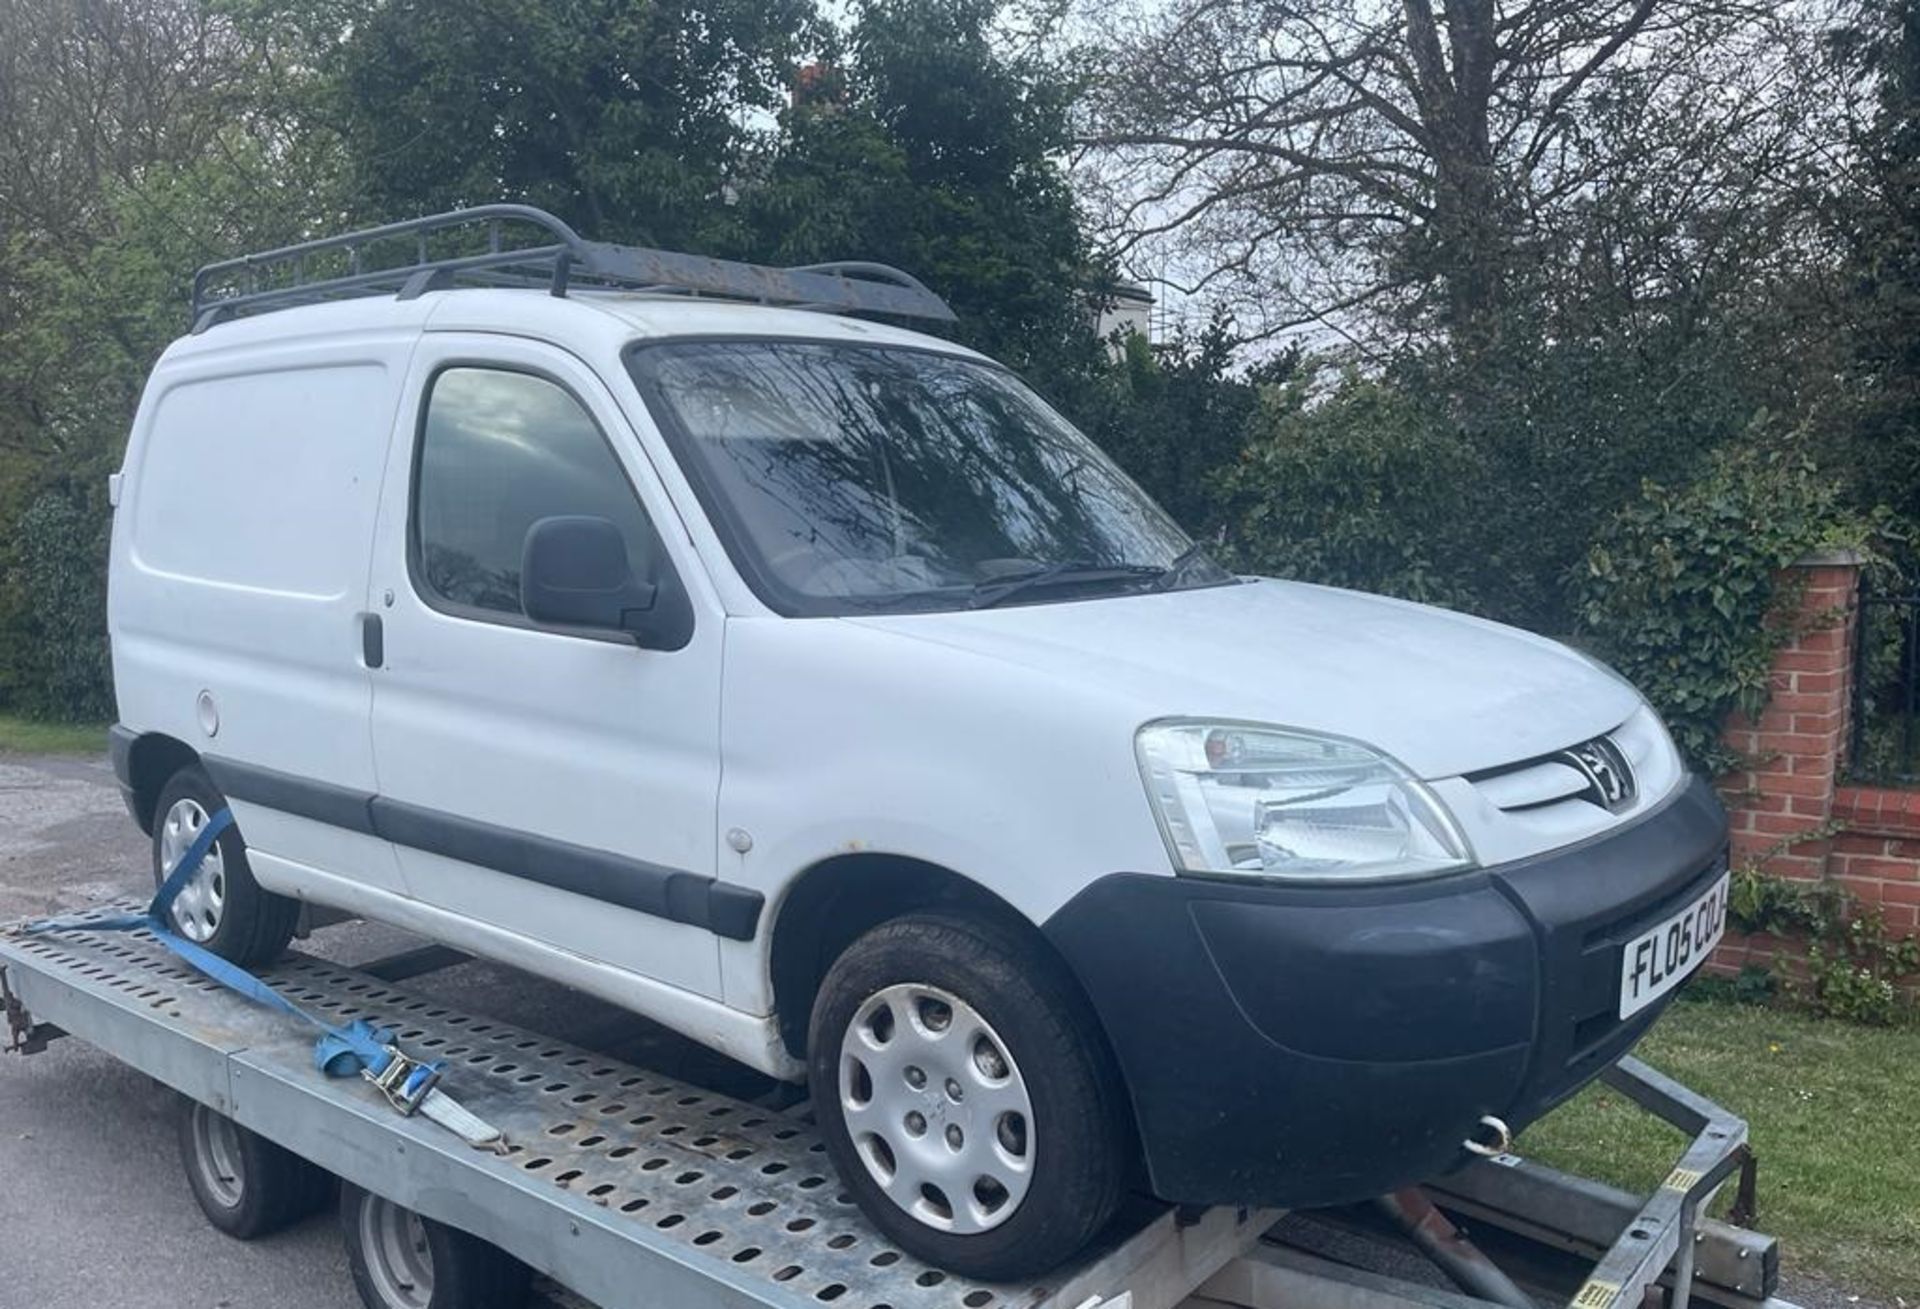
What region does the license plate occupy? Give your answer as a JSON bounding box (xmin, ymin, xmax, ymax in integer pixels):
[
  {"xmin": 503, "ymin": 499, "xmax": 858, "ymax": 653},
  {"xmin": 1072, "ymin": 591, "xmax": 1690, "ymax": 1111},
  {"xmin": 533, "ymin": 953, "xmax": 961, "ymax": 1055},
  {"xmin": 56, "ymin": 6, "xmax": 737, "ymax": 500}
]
[{"xmin": 1618, "ymin": 874, "xmax": 1728, "ymax": 1019}]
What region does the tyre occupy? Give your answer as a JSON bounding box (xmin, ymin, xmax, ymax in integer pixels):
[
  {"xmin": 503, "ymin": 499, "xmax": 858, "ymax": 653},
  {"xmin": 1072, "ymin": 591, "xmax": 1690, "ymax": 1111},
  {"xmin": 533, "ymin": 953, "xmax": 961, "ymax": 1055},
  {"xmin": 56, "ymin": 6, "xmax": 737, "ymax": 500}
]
[
  {"xmin": 340, "ymin": 1183, "xmax": 532, "ymax": 1309},
  {"xmin": 151, "ymin": 764, "xmax": 299, "ymax": 966},
  {"xmin": 178, "ymin": 1099, "xmax": 332, "ymax": 1239},
  {"xmin": 808, "ymin": 912, "xmax": 1132, "ymax": 1280}
]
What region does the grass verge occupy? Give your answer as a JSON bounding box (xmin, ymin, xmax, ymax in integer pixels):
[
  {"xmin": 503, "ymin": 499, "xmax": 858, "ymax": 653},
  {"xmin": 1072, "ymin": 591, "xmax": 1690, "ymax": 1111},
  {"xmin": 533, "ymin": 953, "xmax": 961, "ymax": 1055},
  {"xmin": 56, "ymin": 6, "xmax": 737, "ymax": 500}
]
[
  {"xmin": 0, "ymin": 713, "xmax": 107, "ymax": 756},
  {"xmin": 1523, "ymin": 997, "xmax": 1920, "ymax": 1300}
]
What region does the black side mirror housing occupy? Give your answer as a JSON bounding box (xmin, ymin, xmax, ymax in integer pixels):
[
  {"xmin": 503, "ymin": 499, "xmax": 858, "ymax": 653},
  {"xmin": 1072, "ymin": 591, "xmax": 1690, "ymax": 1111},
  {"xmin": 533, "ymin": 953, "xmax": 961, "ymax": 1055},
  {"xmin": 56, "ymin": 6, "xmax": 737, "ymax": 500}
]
[{"xmin": 520, "ymin": 515, "xmax": 692, "ymax": 650}]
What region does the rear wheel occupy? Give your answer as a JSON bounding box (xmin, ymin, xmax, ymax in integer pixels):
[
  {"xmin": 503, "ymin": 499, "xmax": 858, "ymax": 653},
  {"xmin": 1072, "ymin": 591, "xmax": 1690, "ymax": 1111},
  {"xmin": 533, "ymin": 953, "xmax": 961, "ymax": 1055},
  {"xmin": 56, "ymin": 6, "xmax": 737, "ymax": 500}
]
[
  {"xmin": 177, "ymin": 1099, "xmax": 331, "ymax": 1238},
  {"xmin": 808, "ymin": 912, "xmax": 1131, "ymax": 1280},
  {"xmin": 150, "ymin": 765, "xmax": 298, "ymax": 966},
  {"xmin": 340, "ymin": 1184, "xmax": 531, "ymax": 1309}
]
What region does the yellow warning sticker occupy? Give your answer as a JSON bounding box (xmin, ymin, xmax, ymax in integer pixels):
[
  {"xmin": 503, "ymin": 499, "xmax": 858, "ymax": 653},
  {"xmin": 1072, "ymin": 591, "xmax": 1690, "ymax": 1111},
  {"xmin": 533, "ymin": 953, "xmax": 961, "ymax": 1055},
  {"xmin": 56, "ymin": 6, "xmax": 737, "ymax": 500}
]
[
  {"xmin": 1572, "ymin": 1279, "xmax": 1622, "ymax": 1309},
  {"xmin": 1665, "ymin": 1166, "xmax": 1704, "ymax": 1191}
]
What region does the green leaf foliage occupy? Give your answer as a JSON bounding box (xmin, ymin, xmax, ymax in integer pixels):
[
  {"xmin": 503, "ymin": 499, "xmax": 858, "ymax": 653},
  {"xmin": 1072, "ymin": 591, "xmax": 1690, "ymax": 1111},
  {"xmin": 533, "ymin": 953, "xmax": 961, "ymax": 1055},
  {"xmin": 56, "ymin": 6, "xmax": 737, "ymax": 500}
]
[
  {"xmin": 1215, "ymin": 371, "xmax": 1488, "ymax": 611},
  {"xmin": 0, "ymin": 0, "xmax": 1114, "ymax": 721},
  {"xmin": 1728, "ymin": 863, "xmax": 1920, "ymax": 1025},
  {"xmin": 1575, "ymin": 447, "xmax": 1871, "ymax": 775},
  {"xmin": 0, "ymin": 132, "xmax": 349, "ymax": 720},
  {"xmin": 321, "ymin": 0, "xmax": 818, "ymax": 251},
  {"xmin": 1071, "ymin": 319, "xmax": 1296, "ymax": 539},
  {"xmin": 739, "ymin": 0, "xmax": 1103, "ymax": 385},
  {"xmin": 0, "ymin": 484, "xmax": 113, "ymax": 720}
]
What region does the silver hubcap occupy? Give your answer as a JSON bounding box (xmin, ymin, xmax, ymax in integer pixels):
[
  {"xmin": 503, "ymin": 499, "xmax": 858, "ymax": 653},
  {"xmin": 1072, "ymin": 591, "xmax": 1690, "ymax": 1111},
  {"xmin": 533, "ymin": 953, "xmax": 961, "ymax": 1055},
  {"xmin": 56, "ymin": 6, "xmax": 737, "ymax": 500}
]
[
  {"xmin": 190, "ymin": 1104, "xmax": 245, "ymax": 1209},
  {"xmin": 359, "ymin": 1194, "xmax": 436, "ymax": 1308},
  {"xmin": 838, "ymin": 983, "xmax": 1035, "ymax": 1235},
  {"xmin": 159, "ymin": 797, "xmax": 226, "ymax": 943}
]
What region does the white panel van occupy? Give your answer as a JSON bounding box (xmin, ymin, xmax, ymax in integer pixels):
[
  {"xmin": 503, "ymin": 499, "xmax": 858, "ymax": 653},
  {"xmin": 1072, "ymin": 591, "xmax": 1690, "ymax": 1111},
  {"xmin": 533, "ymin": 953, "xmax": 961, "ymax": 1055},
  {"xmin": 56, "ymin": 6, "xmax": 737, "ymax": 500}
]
[{"xmin": 108, "ymin": 207, "xmax": 1728, "ymax": 1280}]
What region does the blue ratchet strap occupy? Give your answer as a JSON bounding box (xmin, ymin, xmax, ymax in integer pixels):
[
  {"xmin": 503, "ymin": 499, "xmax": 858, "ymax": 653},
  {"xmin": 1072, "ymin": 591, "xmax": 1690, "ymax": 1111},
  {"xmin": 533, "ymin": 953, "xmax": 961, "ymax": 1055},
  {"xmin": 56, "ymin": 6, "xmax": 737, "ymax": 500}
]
[{"xmin": 23, "ymin": 810, "xmax": 453, "ymax": 1125}]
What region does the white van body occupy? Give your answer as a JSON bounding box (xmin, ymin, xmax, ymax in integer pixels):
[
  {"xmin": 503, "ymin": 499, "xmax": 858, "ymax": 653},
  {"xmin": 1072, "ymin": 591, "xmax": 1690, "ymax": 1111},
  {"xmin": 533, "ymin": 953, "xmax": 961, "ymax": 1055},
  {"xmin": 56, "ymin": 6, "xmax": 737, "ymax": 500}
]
[{"xmin": 109, "ymin": 269, "xmax": 1726, "ymax": 1277}]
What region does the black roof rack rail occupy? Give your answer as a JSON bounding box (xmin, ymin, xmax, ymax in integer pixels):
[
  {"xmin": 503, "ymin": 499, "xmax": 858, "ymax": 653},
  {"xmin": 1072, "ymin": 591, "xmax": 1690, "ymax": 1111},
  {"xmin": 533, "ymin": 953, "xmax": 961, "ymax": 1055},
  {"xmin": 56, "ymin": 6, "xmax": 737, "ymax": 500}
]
[{"xmin": 188, "ymin": 203, "xmax": 955, "ymax": 333}]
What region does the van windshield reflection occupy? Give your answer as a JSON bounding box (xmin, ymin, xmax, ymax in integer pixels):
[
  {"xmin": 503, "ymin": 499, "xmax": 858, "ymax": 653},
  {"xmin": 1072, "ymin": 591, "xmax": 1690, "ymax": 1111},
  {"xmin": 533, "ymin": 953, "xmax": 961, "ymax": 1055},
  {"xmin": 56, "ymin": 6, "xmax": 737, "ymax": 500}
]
[{"xmin": 626, "ymin": 340, "xmax": 1230, "ymax": 616}]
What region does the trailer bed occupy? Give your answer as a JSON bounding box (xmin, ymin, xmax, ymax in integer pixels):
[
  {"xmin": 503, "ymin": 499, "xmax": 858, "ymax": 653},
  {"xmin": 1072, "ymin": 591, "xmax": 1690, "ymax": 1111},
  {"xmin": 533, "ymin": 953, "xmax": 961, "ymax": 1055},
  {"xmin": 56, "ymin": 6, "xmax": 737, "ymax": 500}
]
[
  {"xmin": 0, "ymin": 908, "xmax": 1276, "ymax": 1309},
  {"xmin": 0, "ymin": 906, "xmax": 1797, "ymax": 1309}
]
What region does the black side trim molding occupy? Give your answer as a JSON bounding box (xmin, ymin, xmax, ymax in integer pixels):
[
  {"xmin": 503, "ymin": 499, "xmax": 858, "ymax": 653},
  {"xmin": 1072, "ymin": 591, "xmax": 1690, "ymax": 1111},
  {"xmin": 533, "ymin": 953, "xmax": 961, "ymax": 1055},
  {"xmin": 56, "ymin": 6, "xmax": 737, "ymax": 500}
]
[
  {"xmin": 367, "ymin": 796, "xmax": 763, "ymax": 939},
  {"xmin": 203, "ymin": 754, "xmax": 763, "ymax": 941},
  {"xmin": 204, "ymin": 756, "xmax": 379, "ymax": 836}
]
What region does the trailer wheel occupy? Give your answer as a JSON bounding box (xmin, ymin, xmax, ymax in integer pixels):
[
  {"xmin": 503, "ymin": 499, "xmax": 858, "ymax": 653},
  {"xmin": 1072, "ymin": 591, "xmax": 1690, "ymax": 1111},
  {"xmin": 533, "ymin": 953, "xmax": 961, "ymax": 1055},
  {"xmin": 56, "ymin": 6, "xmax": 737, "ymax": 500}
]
[
  {"xmin": 340, "ymin": 1183, "xmax": 532, "ymax": 1309},
  {"xmin": 178, "ymin": 1099, "xmax": 332, "ymax": 1238}
]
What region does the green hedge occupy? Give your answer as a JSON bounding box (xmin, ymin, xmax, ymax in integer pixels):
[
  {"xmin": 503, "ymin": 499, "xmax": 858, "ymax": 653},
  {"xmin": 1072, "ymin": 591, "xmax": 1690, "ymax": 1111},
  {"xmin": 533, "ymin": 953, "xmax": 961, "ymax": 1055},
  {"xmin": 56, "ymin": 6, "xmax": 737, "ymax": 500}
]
[
  {"xmin": 1574, "ymin": 447, "xmax": 1872, "ymax": 775},
  {"xmin": 1217, "ymin": 374, "xmax": 1487, "ymax": 611},
  {"xmin": 0, "ymin": 483, "xmax": 114, "ymax": 722}
]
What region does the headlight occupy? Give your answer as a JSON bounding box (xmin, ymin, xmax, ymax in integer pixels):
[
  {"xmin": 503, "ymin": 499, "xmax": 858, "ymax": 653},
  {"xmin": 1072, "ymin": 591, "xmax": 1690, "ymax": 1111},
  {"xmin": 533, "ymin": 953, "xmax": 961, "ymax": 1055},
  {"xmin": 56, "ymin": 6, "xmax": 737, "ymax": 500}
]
[{"xmin": 1135, "ymin": 720, "xmax": 1474, "ymax": 881}]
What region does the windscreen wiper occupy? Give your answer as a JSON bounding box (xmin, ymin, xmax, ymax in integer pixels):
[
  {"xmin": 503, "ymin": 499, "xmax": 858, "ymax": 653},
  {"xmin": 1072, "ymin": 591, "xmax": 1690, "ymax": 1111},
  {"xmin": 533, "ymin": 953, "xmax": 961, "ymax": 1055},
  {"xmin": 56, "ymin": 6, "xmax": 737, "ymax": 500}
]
[
  {"xmin": 1149, "ymin": 542, "xmax": 1220, "ymax": 592},
  {"xmin": 968, "ymin": 561, "xmax": 1162, "ymax": 610}
]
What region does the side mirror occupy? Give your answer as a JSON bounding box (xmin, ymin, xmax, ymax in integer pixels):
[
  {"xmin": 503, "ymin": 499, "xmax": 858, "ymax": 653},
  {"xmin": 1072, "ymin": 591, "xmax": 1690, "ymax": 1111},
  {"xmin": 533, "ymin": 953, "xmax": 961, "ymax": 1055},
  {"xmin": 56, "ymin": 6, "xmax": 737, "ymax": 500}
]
[{"xmin": 520, "ymin": 515, "xmax": 690, "ymax": 650}]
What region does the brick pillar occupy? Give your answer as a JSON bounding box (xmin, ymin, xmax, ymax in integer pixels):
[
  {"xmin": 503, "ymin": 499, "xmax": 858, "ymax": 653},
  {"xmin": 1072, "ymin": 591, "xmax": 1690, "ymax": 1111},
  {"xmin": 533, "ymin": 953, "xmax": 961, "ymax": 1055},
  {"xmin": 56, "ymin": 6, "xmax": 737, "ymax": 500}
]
[{"xmin": 1717, "ymin": 550, "xmax": 1862, "ymax": 882}]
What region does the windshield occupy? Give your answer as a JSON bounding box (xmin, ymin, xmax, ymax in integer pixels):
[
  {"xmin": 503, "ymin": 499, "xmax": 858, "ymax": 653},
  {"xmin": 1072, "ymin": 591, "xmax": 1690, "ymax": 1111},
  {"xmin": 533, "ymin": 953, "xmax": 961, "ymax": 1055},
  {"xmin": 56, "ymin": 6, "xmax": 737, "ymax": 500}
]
[{"xmin": 626, "ymin": 339, "xmax": 1228, "ymax": 616}]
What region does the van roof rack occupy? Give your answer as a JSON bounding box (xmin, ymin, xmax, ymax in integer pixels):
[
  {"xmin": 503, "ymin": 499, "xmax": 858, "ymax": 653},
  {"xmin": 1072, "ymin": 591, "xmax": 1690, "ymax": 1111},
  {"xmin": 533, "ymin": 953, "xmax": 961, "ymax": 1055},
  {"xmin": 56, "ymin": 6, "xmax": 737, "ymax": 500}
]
[{"xmin": 188, "ymin": 203, "xmax": 955, "ymax": 333}]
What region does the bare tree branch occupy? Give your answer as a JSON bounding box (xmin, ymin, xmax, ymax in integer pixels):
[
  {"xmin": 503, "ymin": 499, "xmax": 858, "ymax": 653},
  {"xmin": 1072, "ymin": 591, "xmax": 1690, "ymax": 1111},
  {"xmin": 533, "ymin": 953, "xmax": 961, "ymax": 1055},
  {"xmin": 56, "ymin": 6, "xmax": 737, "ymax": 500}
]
[{"xmin": 1075, "ymin": 0, "xmax": 1835, "ymax": 358}]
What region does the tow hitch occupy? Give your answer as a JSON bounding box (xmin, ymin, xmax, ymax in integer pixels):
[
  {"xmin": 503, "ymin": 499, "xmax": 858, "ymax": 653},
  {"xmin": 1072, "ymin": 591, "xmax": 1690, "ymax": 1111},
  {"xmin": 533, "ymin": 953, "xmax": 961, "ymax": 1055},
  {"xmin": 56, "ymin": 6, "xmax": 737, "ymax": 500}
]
[{"xmin": 1, "ymin": 963, "xmax": 61, "ymax": 1055}]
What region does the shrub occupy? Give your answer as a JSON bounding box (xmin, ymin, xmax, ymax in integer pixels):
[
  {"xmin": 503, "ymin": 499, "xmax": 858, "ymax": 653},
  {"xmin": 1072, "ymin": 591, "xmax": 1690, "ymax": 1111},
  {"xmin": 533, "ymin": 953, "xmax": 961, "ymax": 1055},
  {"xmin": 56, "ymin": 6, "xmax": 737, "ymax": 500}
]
[
  {"xmin": 0, "ymin": 483, "xmax": 114, "ymax": 722},
  {"xmin": 1684, "ymin": 964, "xmax": 1778, "ymax": 1007},
  {"xmin": 1216, "ymin": 373, "xmax": 1485, "ymax": 610},
  {"xmin": 1729, "ymin": 864, "xmax": 1920, "ymax": 1025},
  {"xmin": 1574, "ymin": 446, "xmax": 1871, "ymax": 775},
  {"xmin": 1079, "ymin": 322, "xmax": 1286, "ymax": 539}
]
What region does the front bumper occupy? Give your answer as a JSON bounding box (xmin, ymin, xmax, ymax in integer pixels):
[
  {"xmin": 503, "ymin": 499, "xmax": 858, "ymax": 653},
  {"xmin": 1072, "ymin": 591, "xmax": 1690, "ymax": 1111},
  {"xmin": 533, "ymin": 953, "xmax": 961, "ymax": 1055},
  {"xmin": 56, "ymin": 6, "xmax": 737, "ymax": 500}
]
[{"xmin": 1042, "ymin": 774, "xmax": 1728, "ymax": 1209}]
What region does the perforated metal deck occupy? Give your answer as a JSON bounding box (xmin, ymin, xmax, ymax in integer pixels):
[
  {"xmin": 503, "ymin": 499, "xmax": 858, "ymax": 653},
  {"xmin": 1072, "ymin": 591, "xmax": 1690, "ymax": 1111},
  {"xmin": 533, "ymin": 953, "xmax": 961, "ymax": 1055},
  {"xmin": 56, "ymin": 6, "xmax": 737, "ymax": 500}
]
[{"xmin": 0, "ymin": 909, "xmax": 1275, "ymax": 1309}]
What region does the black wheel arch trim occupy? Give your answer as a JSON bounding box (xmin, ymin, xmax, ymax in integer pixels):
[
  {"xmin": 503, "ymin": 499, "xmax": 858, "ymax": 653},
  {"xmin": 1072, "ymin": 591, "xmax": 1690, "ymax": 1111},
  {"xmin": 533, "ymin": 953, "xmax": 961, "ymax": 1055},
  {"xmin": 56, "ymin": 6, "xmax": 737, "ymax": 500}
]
[
  {"xmin": 108, "ymin": 723, "xmax": 139, "ymax": 788},
  {"xmin": 195, "ymin": 751, "xmax": 762, "ymax": 941}
]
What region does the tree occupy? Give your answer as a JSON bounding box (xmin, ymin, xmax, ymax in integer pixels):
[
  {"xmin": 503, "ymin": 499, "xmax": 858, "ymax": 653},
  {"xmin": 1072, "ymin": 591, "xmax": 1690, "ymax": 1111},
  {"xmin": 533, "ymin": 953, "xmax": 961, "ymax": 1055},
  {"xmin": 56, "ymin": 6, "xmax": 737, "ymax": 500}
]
[
  {"xmin": 1076, "ymin": 317, "xmax": 1298, "ymax": 536},
  {"xmin": 743, "ymin": 0, "xmax": 1106, "ymax": 385},
  {"xmin": 312, "ymin": 0, "xmax": 817, "ymax": 250},
  {"xmin": 273, "ymin": 0, "xmax": 1108, "ymax": 388},
  {"xmin": 1079, "ymin": 1, "xmax": 1825, "ymax": 364},
  {"xmin": 0, "ymin": 0, "xmax": 249, "ymax": 242},
  {"xmin": 1827, "ymin": 1, "xmax": 1920, "ymax": 525},
  {"xmin": 0, "ymin": 0, "xmax": 344, "ymax": 717},
  {"xmin": 1072, "ymin": 0, "xmax": 1852, "ymax": 631}
]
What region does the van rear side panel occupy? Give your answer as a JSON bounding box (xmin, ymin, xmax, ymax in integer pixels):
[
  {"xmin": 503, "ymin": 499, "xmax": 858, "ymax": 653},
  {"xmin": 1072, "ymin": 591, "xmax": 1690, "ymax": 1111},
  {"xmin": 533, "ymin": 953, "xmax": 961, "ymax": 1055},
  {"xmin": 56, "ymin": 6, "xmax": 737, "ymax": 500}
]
[
  {"xmin": 110, "ymin": 323, "xmax": 420, "ymax": 896},
  {"xmin": 129, "ymin": 364, "xmax": 389, "ymax": 596}
]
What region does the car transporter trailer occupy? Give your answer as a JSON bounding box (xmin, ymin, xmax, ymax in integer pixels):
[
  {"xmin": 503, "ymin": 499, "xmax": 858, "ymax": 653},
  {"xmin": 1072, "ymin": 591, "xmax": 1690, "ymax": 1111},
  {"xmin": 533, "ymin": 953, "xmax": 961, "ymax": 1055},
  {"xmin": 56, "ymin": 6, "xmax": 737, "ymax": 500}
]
[{"xmin": 2, "ymin": 906, "xmax": 1793, "ymax": 1309}]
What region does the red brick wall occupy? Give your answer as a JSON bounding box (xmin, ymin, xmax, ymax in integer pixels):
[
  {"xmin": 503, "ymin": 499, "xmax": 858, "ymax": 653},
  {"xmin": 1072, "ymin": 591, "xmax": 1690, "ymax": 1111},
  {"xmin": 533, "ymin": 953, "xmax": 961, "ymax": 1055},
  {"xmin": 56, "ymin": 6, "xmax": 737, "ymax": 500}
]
[
  {"xmin": 1709, "ymin": 552, "xmax": 1920, "ymax": 981},
  {"xmin": 1827, "ymin": 793, "xmax": 1920, "ymax": 936}
]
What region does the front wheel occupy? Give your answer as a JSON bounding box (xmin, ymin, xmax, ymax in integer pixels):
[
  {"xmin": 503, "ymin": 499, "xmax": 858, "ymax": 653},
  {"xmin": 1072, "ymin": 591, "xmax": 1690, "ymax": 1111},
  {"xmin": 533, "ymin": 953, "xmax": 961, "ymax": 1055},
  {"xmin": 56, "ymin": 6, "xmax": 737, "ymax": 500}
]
[{"xmin": 807, "ymin": 912, "xmax": 1132, "ymax": 1280}]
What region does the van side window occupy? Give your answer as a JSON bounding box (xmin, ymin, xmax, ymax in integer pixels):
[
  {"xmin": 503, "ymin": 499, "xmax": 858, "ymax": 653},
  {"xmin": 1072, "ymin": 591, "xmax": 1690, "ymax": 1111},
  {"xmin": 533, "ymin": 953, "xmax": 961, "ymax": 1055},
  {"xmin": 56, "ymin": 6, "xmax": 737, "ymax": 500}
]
[{"xmin": 413, "ymin": 367, "xmax": 667, "ymax": 621}]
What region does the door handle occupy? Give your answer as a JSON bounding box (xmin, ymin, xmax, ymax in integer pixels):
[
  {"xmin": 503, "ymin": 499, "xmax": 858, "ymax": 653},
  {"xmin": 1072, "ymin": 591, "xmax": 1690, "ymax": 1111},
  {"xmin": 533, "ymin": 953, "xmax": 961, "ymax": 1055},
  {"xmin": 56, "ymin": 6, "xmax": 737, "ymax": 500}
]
[{"xmin": 362, "ymin": 614, "xmax": 385, "ymax": 669}]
